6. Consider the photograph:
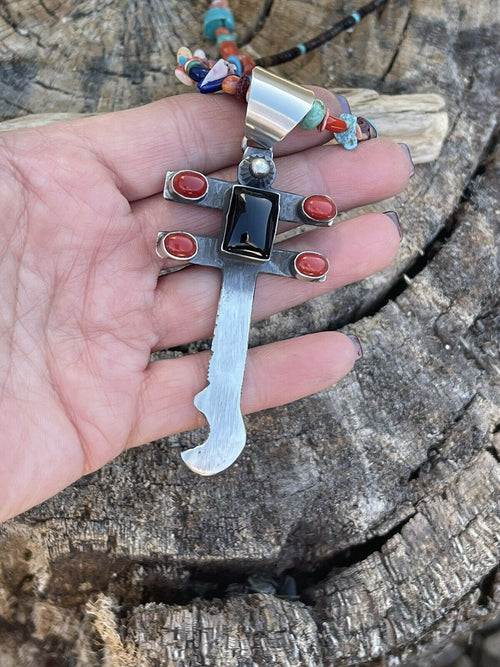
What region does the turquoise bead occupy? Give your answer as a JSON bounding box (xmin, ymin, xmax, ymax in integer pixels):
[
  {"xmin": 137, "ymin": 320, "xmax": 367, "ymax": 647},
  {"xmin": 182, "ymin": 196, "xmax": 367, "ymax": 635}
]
[
  {"xmin": 203, "ymin": 7, "xmax": 235, "ymax": 41},
  {"xmin": 216, "ymin": 32, "xmax": 237, "ymax": 44},
  {"xmin": 227, "ymin": 55, "xmax": 242, "ymax": 75},
  {"xmin": 334, "ymin": 113, "xmax": 358, "ymax": 150},
  {"xmin": 300, "ymin": 99, "xmax": 326, "ymax": 130}
]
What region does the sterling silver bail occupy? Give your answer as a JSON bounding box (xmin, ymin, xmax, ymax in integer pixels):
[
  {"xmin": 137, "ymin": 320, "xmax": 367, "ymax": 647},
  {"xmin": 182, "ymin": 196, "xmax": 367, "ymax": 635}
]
[
  {"xmin": 244, "ymin": 66, "xmax": 316, "ymax": 149},
  {"xmin": 239, "ymin": 67, "xmax": 316, "ymax": 188}
]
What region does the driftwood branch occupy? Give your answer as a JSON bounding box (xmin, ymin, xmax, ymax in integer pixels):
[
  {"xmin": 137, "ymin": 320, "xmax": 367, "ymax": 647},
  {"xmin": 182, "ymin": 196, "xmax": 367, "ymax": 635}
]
[{"xmin": 0, "ymin": 89, "xmax": 449, "ymax": 166}]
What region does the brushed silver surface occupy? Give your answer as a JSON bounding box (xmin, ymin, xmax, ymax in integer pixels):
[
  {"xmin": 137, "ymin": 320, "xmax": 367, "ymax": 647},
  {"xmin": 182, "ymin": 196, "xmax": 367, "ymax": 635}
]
[
  {"xmin": 182, "ymin": 260, "xmax": 261, "ymax": 475},
  {"xmin": 163, "ymin": 172, "xmax": 232, "ymax": 209}
]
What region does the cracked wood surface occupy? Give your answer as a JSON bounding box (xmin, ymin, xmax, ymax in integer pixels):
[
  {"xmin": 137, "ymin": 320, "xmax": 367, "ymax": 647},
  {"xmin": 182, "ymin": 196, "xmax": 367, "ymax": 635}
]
[{"xmin": 0, "ymin": 0, "xmax": 499, "ymax": 665}]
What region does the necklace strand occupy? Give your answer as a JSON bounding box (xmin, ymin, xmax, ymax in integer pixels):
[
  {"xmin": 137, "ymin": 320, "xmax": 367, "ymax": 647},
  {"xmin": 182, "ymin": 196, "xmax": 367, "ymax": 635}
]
[
  {"xmin": 255, "ymin": 0, "xmax": 389, "ymax": 68},
  {"xmin": 174, "ymin": 1, "xmax": 386, "ymax": 147}
]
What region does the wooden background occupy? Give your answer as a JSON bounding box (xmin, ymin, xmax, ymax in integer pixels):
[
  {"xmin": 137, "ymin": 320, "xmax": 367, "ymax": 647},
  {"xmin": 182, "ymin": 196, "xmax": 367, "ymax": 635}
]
[{"xmin": 0, "ymin": 1, "xmax": 498, "ymax": 665}]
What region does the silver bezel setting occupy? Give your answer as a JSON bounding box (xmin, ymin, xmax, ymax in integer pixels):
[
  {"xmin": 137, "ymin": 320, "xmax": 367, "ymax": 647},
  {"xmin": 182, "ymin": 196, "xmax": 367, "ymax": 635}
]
[
  {"xmin": 167, "ymin": 170, "xmax": 209, "ymax": 202},
  {"xmin": 238, "ymin": 147, "xmax": 276, "ymax": 189},
  {"xmin": 293, "ymin": 251, "xmax": 330, "ymax": 282},
  {"xmin": 299, "ymin": 194, "xmax": 337, "ymax": 225},
  {"xmin": 156, "ymin": 231, "xmax": 199, "ymax": 261}
]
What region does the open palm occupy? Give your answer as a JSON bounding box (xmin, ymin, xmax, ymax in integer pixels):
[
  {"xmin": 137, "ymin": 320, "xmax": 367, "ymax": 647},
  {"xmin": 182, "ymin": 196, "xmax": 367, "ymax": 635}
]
[{"xmin": 0, "ymin": 90, "xmax": 411, "ymax": 521}]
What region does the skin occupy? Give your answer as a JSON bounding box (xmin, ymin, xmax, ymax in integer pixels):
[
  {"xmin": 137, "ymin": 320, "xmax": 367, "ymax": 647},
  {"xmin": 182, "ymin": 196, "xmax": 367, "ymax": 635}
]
[{"xmin": 0, "ymin": 89, "xmax": 411, "ymax": 522}]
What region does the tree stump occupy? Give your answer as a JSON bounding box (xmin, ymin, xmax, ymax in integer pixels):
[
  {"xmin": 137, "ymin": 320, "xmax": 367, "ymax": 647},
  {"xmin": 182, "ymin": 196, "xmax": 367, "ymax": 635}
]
[{"xmin": 0, "ymin": 1, "xmax": 498, "ymax": 665}]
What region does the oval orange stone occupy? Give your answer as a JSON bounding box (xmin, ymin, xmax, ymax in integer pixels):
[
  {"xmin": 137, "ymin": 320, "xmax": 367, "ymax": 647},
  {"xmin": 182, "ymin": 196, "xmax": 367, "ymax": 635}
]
[
  {"xmin": 172, "ymin": 171, "xmax": 208, "ymax": 199},
  {"xmin": 295, "ymin": 252, "xmax": 329, "ymax": 278},
  {"xmin": 302, "ymin": 195, "xmax": 337, "ymax": 221},
  {"xmin": 164, "ymin": 232, "xmax": 198, "ymax": 259}
]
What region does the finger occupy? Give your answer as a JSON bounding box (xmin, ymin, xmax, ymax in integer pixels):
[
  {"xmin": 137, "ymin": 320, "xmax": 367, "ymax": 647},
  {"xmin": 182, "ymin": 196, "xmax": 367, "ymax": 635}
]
[
  {"xmin": 133, "ymin": 138, "xmax": 411, "ymax": 247},
  {"xmin": 151, "ymin": 211, "xmax": 400, "ymax": 349},
  {"xmin": 130, "ymin": 331, "xmax": 358, "ymax": 447},
  {"xmin": 71, "ymin": 88, "xmax": 347, "ymax": 201}
]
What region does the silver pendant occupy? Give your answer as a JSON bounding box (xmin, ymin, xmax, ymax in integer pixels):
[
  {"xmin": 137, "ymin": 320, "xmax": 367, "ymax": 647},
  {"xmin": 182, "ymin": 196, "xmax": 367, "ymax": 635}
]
[{"xmin": 157, "ymin": 68, "xmax": 338, "ymax": 475}]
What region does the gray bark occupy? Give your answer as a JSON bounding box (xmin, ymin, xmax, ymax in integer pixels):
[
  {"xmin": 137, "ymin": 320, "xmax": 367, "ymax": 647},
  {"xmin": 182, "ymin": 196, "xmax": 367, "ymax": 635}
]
[{"xmin": 0, "ymin": 0, "xmax": 499, "ymax": 665}]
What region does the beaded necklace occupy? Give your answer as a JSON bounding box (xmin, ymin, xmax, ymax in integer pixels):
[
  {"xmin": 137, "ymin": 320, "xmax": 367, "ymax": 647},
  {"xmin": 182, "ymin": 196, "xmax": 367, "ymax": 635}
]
[{"xmin": 174, "ymin": 0, "xmax": 387, "ymax": 147}]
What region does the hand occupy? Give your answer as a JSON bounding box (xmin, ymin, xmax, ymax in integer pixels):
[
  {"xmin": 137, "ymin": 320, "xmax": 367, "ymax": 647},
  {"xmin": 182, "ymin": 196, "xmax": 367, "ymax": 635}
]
[{"xmin": 0, "ymin": 90, "xmax": 411, "ymax": 521}]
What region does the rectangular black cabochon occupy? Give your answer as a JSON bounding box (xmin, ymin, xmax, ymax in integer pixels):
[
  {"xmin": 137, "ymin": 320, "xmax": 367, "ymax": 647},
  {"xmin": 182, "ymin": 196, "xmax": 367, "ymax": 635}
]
[{"xmin": 222, "ymin": 186, "xmax": 280, "ymax": 261}]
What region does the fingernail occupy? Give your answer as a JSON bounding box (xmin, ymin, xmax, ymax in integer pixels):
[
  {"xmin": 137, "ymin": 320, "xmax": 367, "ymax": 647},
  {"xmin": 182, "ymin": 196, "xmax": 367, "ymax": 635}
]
[
  {"xmin": 398, "ymin": 142, "xmax": 415, "ymax": 178},
  {"xmin": 347, "ymin": 334, "xmax": 363, "ymax": 360},
  {"xmin": 383, "ymin": 210, "xmax": 403, "ymax": 241},
  {"xmin": 335, "ymin": 94, "xmax": 351, "ymax": 115}
]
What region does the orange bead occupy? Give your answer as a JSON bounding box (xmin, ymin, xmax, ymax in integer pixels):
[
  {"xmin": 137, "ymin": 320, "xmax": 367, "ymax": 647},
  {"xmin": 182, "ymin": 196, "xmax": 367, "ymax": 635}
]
[
  {"xmin": 215, "ymin": 26, "xmax": 231, "ymax": 37},
  {"xmin": 219, "ymin": 41, "xmax": 239, "ymax": 58},
  {"xmin": 221, "ymin": 75, "xmax": 240, "ymax": 94},
  {"xmin": 325, "ymin": 115, "xmax": 348, "ymax": 133}
]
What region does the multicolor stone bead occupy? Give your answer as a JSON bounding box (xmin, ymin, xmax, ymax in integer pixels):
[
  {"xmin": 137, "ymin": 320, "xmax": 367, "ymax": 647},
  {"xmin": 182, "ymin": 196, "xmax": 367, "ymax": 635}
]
[{"xmin": 171, "ymin": 0, "xmax": 368, "ymax": 151}]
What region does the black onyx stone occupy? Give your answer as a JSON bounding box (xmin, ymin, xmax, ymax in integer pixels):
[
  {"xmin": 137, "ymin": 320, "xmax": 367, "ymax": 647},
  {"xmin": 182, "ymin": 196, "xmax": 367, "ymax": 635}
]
[{"xmin": 222, "ymin": 186, "xmax": 280, "ymax": 261}]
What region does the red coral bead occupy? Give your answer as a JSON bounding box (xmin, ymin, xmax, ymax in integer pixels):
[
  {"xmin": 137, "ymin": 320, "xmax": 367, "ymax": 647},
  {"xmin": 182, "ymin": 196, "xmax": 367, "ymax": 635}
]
[
  {"xmin": 294, "ymin": 252, "xmax": 329, "ymax": 279},
  {"xmin": 163, "ymin": 232, "xmax": 198, "ymax": 260},
  {"xmin": 325, "ymin": 116, "xmax": 348, "ymax": 133},
  {"xmin": 302, "ymin": 195, "xmax": 337, "ymax": 222},
  {"xmin": 172, "ymin": 170, "xmax": 208, "ymax": 199}
]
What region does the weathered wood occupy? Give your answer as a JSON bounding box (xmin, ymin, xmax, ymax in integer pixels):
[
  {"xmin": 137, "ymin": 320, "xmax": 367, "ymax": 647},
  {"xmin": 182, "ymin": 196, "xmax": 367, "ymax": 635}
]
[{"xmin": 0, "ymin": 0, "xmax": 499, "ymax": 665}]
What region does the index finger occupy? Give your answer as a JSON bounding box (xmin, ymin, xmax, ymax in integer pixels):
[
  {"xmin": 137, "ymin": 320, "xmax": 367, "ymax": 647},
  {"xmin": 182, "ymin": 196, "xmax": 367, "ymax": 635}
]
[{"xmin": 70, "ymin": 88, "xmax": 347, "ymax": 201}]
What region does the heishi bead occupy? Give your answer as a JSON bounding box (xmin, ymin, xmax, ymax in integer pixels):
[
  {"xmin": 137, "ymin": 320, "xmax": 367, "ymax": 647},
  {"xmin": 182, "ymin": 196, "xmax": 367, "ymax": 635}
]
[
  {"xmin": 294, "ymin": 252, "xmax": 329, "ymax": 279},
  {"xmin": 211, "ymin": 0, "xmax": 229, "ymax": 7},
  {"xmin": 216, "ymin": 32, "xmax": 237, "ymax": 44},
  {"xmin": 163, "ymin": 232, "xmax": 198, "ymax": 260},
  {"xmin": 184, "ymin": 58, "xmax": 204, "ymax": 74},
  {"xmin": 171, "ymin": 171, "xmax": 208, "ymax": 199},
  {"xmin": 221, "ymin": 74, "xmax": 240, "ymax": 94},
  {"xmin": 300, "ymin": 99, "xmax": 326, "ymax": 130},
  {"xmin": 204, "ymin": 7, "xmax": 235, "ymax": 41},
  {"xmin": 215, "ymin": 26, "xmax": 231, "ymax": 37},
  {"xmin": 302, "ymin": 195, "xmax": 337, "ymax": 221},
  {"xmin": 325, "ymin": 115, "xmax": 348, "ymax": 133}
]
